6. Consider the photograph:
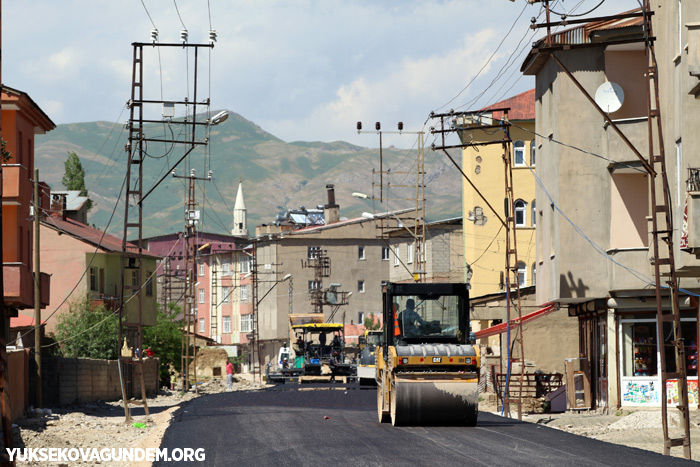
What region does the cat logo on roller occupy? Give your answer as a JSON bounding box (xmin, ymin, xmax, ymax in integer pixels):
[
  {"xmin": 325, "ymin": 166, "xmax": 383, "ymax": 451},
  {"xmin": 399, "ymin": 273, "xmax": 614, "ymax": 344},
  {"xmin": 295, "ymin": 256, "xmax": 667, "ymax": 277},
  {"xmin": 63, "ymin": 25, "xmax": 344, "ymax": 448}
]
[{"xmin": 376, "ymin": 282, "xmax": 479, "ymax": 426}]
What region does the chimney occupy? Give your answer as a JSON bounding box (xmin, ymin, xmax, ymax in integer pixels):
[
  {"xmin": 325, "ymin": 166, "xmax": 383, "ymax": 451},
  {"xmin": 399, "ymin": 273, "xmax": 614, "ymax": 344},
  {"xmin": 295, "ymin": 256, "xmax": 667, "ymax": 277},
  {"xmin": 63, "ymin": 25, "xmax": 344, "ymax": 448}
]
[
  {"xmin": 324, "ymin": 184, "xmax": 339, "ymax": 224},
  {"xmin": 51, "ymin": 194, "xmax": 66, "ymax": 220}
]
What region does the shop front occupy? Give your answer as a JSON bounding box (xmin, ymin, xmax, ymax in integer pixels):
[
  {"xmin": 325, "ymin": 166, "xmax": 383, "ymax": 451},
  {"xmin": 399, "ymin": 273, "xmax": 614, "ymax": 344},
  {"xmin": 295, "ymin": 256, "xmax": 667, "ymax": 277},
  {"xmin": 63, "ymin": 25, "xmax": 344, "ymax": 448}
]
[{"xmin": 618, "ymin": 312, "xmax": 698, "ymax": 407}]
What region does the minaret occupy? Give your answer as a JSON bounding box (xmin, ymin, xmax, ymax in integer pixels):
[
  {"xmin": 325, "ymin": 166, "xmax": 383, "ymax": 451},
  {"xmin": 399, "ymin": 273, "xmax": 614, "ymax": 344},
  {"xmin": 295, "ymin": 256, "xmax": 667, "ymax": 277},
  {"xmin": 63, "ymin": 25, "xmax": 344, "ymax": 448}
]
[{"xmin": 232, "ymin": 181, "xmax": 248, "ymax": 237}]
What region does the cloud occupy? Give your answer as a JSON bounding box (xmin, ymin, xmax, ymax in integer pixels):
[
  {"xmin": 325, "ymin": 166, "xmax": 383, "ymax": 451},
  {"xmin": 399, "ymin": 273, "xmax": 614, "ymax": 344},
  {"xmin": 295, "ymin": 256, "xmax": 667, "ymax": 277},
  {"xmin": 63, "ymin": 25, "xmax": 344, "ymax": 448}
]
[{"xmin": 266, "ymin": 30, "xmax": 503, "ymax": 146}]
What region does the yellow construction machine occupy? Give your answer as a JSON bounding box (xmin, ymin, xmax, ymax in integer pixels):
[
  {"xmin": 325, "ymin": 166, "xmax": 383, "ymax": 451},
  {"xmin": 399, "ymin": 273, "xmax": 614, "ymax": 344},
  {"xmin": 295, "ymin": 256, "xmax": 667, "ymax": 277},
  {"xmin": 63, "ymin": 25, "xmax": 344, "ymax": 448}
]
[{"xmin": 376, "ymin": 282, "xmax": 479, "ymax": 426}]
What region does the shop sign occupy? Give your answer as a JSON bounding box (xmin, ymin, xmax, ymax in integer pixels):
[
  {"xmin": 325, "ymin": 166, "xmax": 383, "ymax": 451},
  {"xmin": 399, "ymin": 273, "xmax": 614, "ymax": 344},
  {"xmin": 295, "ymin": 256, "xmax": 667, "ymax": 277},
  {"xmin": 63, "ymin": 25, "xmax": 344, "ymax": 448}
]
[
  {"xmin": 623, "ymin": 380, "xmax": 659, "ymax": 404},
  {"xmin": 666, "ymin": 379, "xmax": 699, "ymax": 405}
]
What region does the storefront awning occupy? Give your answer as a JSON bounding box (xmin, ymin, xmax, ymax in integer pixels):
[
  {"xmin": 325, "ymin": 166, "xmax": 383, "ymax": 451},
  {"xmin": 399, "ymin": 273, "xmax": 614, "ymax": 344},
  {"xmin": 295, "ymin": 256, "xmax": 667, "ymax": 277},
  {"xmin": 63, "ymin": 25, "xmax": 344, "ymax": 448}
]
[{"xmin": 474, "ymin": 303, "xmax": 557, "ymax": 339}]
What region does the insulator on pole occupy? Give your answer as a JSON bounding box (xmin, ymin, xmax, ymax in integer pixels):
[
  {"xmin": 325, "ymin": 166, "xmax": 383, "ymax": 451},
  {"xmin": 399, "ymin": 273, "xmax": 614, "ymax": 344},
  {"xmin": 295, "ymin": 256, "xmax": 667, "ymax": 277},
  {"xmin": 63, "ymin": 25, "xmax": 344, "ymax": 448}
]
[
  {"xmin": 209, "ymin": 30, "xmax": 217, "ymax": 44},
  {"xmin": 181, "ymin": 29, "xmax": 189, "ymax": 43}
]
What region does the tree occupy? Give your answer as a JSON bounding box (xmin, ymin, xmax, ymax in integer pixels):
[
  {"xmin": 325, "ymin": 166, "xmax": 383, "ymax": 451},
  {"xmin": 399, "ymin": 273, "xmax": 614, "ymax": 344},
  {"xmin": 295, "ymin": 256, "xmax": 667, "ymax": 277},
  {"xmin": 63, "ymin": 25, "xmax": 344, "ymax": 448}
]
[
  {"xmin": 143, "ymin": 306, "xmax": 184, "ymax": 386},
  {"xmin": 55, "ymin": 296, "xmax": 118, "ymax": 359},
  {"xmin": 364, "ymin": 312, "xmax": 381, "ymax": 330},
  {"xmin": 62, "ymin": 151, "xmax": 93, "ymax": 211}
]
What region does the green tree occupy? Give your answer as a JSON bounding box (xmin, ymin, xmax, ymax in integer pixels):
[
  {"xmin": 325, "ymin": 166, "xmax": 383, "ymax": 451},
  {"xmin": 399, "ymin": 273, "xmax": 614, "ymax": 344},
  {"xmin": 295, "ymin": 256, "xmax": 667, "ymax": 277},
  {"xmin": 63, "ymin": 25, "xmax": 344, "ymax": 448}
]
[
  {"xmin": 62, "ymin": 151, "xmax": 93, "ymax": 211},
  {"xmin": 364, "ymin": 312, "xmax": 381, "ymax": 330},
  {"xmin": 55, "ymin": 296, "xmax": 118, "ymax": 359},
  {"xmin": 143, "ymin": 306, "xmax": 184, "ymax": 386}
]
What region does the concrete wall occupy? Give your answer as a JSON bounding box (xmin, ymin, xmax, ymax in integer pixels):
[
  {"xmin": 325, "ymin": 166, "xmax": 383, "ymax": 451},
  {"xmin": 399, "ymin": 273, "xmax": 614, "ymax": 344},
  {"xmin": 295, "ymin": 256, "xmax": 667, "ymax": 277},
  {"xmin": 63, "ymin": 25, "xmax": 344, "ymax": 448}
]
[{"xmin": 42, "ymin": 357, "xmax": 159, "ymax": 406}]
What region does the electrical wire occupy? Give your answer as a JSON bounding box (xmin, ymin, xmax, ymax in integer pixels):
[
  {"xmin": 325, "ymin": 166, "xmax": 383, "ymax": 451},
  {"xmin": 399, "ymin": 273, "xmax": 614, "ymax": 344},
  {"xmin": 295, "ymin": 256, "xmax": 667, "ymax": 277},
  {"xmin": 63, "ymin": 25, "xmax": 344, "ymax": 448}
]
[
  {"xmin": 140, "ymin": 0, "xmax": 157, "ymax": 29},
  {"xmin": 550, "ymin": 0, "xmax": 607, "ymax": 17},
  {"xmin": 173, "ymin": 0, "xmax": 187, "ymax": 30},
  {"xmin": 434, "ymin": 1, "xmax": 530, "ymax": 114}
]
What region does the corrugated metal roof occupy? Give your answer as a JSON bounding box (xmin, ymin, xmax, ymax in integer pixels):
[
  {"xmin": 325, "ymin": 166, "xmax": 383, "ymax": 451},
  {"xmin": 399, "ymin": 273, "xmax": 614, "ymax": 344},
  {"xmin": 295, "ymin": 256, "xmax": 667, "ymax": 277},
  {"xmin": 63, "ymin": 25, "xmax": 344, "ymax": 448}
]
[{"xmin": 548, "ymin": 10, "xmax": 643, "ymax": 47}]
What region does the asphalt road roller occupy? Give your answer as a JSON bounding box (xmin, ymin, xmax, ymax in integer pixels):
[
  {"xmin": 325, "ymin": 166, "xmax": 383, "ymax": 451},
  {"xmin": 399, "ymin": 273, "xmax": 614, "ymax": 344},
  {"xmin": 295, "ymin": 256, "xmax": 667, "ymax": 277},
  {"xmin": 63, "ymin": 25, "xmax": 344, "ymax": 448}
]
[{"xmin": 376, "ymin": 282, "xmax": 479, "ymax": 426}]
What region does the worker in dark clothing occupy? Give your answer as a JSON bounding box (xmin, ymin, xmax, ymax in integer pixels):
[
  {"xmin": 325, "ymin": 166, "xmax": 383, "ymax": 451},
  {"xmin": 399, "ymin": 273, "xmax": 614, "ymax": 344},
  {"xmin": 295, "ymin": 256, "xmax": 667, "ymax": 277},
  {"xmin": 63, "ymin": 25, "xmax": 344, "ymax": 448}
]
[
  {"xmin": 319, "ymin": 331, "xmax": 327, "ymax": 357},
  {"xmin": 399, "ymin": 299, "xmax": 426, "ymax": 336}
]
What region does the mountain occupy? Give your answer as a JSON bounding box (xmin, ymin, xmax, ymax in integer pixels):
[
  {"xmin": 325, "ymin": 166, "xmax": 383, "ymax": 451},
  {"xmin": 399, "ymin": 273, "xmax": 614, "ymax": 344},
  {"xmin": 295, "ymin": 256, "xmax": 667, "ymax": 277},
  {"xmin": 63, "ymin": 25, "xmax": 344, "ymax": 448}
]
[{"xmin": 35, "ymin": 112, "xmax": 463, "ymax": 238}]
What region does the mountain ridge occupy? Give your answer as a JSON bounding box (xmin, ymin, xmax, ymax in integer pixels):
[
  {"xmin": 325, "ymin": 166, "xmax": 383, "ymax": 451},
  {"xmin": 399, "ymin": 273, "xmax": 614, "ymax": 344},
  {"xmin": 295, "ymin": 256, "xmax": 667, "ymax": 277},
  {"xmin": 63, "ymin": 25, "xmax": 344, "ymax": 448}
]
[{"xmin": 35, "ymin": 111, "xmax": 462, "ymax": 238}]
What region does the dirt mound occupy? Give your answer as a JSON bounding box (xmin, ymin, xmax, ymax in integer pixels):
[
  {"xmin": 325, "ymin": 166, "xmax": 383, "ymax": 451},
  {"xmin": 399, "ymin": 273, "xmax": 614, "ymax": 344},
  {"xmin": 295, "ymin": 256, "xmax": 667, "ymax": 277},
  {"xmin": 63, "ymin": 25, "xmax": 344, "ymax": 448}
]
[
  {"xmin": 189, "ymin": 347, "xmax": 229, "ymax": 379},
  {"xmin": 609, "ymin": 410, "xmax": 681, "ymax": 430}
]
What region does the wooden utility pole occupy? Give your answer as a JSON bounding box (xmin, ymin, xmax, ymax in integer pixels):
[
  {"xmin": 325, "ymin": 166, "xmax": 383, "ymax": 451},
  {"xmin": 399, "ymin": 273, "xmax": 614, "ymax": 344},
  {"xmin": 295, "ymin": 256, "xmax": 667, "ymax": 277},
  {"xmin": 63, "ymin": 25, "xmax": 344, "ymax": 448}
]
[{"xmin": 33, "ymin": 169, "xmax": 41, "ymax": 408}]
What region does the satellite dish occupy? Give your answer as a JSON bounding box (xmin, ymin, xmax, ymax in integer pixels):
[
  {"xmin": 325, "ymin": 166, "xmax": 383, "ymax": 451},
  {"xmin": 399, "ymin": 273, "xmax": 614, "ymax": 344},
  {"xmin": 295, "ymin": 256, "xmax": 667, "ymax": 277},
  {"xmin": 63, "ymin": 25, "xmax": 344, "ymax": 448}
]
[{"xmin": 594, "ymin": 82, "xmax": 624, "ymax": 113}]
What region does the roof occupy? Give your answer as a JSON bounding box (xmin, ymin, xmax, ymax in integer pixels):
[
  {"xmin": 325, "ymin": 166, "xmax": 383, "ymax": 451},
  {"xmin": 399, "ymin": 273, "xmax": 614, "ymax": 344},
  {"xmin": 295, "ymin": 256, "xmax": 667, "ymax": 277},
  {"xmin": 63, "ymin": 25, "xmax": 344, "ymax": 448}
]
[
  {"xmin": 481, "ymin": 89, "xmax": 535, "ymax": 121},
  {"xmin": 2, "ymin": 85, "xmax": 56, "ymax": 133},
  {"xmin": 234, "ymin": 182, "xmax": 246, "ymax": 211},
  {"xmin": 292, "ymin": 323, "xmax": 345, "ymax": 330},
  {"xmin": 287, "ymin": 208, "xmax": 414, "ymax": 236},
  {"xmin": 51, "ymin": 191, "xmax": 90, "ymax": 211},
  {"xmin": 10, "ymin": 315, "xmax": 45, "ymax": 328},
  {"xmin": 521, "ymin": 9, "xmax": 644, "ymax": 75},
  {"xmin": 42, "ymin": 215, "xmax": 160, "ymax": 258}
]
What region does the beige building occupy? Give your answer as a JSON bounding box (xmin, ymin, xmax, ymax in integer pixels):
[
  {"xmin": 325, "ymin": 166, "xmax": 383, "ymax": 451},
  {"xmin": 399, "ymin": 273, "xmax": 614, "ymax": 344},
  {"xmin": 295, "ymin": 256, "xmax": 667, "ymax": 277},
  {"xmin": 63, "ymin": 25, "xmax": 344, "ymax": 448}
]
[
  {"xmin": 522, "ymin": 4, "xmax": 700, "ymax": 410},
  {"xmin": 388, "ymin": 217, "xmax": 464, "ymax": 284},
  {"xmin": 460, "ymin": 90, "xmax": 537, "ymax": 297},
  {"xmin": 253, "ymin": 187, "xmax": 415, "ymax": 368}
]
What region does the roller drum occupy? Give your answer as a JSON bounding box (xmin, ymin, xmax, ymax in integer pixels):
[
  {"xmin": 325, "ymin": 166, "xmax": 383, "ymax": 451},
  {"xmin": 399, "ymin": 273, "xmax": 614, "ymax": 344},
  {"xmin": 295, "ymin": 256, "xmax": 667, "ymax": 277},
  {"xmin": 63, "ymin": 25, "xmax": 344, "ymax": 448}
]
[{"xmin": 390, "ymin": 373, "xmax": 478, "ymax": 426}]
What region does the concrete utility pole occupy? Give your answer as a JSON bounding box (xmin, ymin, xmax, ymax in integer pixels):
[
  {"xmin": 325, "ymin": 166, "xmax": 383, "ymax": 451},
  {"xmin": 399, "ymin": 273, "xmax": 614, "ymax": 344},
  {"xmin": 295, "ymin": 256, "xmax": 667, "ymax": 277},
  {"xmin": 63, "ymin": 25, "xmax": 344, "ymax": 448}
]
[{"xmin": 33, "ymin": 169, "xmax": 41, "ymax": 409}]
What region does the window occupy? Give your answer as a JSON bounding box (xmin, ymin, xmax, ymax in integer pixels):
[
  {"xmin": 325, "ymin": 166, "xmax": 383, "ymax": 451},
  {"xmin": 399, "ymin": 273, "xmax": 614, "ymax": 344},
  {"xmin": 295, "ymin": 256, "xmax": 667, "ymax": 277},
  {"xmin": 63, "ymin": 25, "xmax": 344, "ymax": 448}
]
[
  {"xmin": 308, "ymin": 246, "xmax": 321, "ymax": 259},
  {"xmin": 358, "ymin": 280, "xmax": 365, "ymax": 293},
  {"xmin": 382, "ymin": 247, "xmax": 390, "ymax": 261},
  {"xmin": 198, "ymin": 263, "xmax": 204, "ymax": 276},
  {"xmin": 222, "ymin": 286, "xmax": 231, "ymax": 303},
  {"xmin": 223, "ymin": 316, "xmax": 231, "ymax": 334},
  {"xmin": 407, "ymin": 244, "xmax": 414, "ymax": 264},
  {"xmin": 358, "ymin": 312, "xmax": 364, "ymax": 324},
  {"xmin": 517, "ymin": 262, "xmax": 527, "ymax": 287},
  {"xmin": 241, "ymin": 257, "xmax": 250, "ymax": 274},
  {"xmin": 531, "ymin": 263, "xmax": 536, "ymax": 287},
  {"xmin": 146, "ymin": 272, "xmax": 153, "ymax": 296},
  {"xmin": 199, "ymin": 288, "xmax": 205, "ymax": 304},
  {"xmin": 131, "ymin": 270, "xmax": 138, "ymax": 288},
  {"xmin": 199, "ymin": 318, "xmax": 205, "ymax": 333},
  {"xmin": 90, "ymin": 267, "xmax": 98, "ymax": 292},
  {"xmin": 358, "ymin": 246, "xmax": 366, "ymax": 260},
  {"xmin": 308, "ymin": 280, "xmax": 322, "ymax": 291},
  {"xmin": 241, "ymin": 285, "xmax": 250, "ymax": 301},
  {"xmin": 241, "ymin": 314, "xmax": 254, "ymax": 333},
  {"xmin": 514, "ymin": 140, "xmax": 525, "ymax": 166},
  {"xmin": 531, "ymin": 200, "xmax": 536, "ymax": 227},
  {"xmin": 222, "ymin": 260, "xmax": 231, "ymax": 276},
  {"xmin": 394, "ymin": 248, "xmax": 399, "ymax": 266},
  {"xmin": 530, "ymin": 140, "xmax": 536, "ymax": 167},
  {"xmin": 514, "ymin": 200, "xmax": 526, "ymax": 227}
]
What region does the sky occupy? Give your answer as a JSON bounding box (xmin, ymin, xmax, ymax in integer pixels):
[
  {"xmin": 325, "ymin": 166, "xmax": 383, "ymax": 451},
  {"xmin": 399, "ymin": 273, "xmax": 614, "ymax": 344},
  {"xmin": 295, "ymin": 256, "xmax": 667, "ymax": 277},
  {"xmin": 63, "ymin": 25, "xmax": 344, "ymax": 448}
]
[{"xmin": 4, "ymin": 0, "xmax": 639, "ymax": 148}]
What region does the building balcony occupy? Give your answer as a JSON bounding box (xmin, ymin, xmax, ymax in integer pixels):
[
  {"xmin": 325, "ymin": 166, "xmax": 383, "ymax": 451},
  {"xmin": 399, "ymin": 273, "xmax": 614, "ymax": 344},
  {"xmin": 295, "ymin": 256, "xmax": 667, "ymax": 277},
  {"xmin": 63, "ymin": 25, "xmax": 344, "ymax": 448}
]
[
  {"xmin": 3, "ymin": 264, "xmax": 50, "ymax": 309},
  {"xmin": 606, "ymin": 247, "xmax": 651, "ymax": 291}
]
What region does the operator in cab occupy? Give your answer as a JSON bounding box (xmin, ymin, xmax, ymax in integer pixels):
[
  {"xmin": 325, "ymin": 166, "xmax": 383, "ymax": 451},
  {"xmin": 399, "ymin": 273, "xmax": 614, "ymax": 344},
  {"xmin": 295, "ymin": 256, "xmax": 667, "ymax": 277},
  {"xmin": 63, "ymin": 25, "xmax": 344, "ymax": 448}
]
[{"xmin": 399, "ymin": 299, "xmax": 426, "ymax": 336}]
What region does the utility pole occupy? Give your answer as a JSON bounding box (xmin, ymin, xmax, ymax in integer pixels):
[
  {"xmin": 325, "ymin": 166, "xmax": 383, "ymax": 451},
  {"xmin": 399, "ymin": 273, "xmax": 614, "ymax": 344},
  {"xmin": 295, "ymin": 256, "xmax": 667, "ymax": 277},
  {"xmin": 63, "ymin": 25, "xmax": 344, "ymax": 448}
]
[
  {"xmin": 356, "ymin": 122, "xmax": 426, "ymax": 282},
  {"xmin": 173, "ymin": 168, "xmax": 211, "ymax": 393},
  {"xmin": 33, "ymin": 169, "xmax": 41, "ymax": 409},
  {"xmin": 430, "ymin": 108, "xmax": 525, "ymax": 419}
]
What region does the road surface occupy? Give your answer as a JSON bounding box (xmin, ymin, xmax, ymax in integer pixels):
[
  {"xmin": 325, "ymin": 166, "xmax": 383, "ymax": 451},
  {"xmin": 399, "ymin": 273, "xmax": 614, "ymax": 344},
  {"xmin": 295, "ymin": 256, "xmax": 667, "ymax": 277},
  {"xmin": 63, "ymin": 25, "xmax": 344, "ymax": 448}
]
[{"xmin": 156, "ymin": 384, "xmax": 696, "ymax": 466}]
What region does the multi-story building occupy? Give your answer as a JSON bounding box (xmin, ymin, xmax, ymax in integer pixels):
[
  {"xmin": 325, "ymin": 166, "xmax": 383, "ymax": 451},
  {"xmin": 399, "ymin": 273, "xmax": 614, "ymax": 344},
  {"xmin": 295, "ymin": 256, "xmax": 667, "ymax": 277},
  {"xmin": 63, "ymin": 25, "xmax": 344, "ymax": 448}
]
[
  {"xmin": 3, "ymin": 86, "xmax": 54, "ymax": 324},
  {"xmin": 40, "ymin": 196, "xmax": 160, "ymax": 332},
  {"xmin": 253, "ymin": 185, "xmax": 415, "ymax": 370},
  {"xmin": 521, "ymin": 4, "xmax": 700, "ymax": 409},
  {"xmin": 460, "ymin": 89, "xmax": 537, "ymax": 296}
]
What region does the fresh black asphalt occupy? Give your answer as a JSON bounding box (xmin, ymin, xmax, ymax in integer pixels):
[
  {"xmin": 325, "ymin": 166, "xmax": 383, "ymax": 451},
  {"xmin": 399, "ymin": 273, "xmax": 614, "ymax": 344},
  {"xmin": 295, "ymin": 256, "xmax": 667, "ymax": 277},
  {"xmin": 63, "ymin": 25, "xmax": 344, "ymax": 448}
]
[{"xmin": 156, "ymin": 383, "xmax": 699, "ymax": 466}]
